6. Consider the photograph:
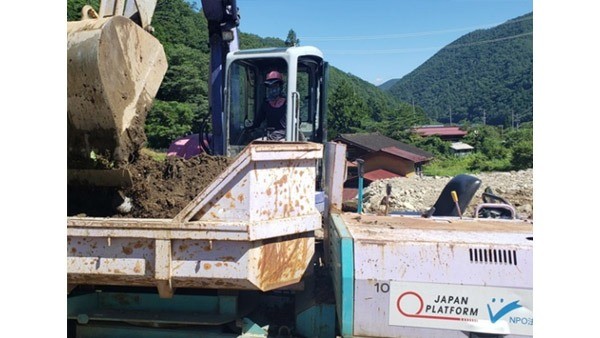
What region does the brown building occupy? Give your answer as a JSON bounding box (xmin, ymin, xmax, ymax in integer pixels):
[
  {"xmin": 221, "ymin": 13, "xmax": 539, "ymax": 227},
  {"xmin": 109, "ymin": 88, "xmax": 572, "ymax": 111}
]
[
  {"xmin": 412, "ymin": 125, "xmax": 467, "ymax": 142},
  {"xmin": 334, "ymin": 132, "xmax": 434, "ymax": 182}
]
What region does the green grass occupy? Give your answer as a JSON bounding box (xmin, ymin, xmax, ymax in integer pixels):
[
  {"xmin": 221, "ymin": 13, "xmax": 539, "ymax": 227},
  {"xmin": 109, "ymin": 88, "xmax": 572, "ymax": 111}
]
[
  {"xmin": 423, "ymin": 154, "xmax": 512, "ymax": 177},
  {"xmin": 141, "ymin": 148, "xmax": 167, "ymax": 162},
  {"xmin": 423, "ymin": 156, "xmax": 473, "ymax": 177}
]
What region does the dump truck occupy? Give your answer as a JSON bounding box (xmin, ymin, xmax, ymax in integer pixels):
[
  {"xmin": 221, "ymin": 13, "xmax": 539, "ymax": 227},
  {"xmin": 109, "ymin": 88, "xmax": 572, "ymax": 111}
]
[{"xmin": 67, "ymin": 1, "xmax": 533, "ymax": 337}]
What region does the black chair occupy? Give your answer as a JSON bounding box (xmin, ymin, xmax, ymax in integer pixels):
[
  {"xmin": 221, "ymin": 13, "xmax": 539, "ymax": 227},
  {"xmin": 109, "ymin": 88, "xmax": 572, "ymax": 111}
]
[{"xmin": 423, "ymin": 174, "xmax": 482, "ymax": 217}]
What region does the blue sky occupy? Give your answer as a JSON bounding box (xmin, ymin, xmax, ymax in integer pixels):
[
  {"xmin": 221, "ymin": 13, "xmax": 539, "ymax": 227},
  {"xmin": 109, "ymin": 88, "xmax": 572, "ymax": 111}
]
[{"xmin": 193, "ymin": 0, "xmax": 533, "ymax": 85}]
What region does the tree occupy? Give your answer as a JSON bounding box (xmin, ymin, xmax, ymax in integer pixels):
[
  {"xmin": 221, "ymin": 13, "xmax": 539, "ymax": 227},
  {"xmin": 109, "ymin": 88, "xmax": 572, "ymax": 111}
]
[
  {"xmin": 153, "ymin": 0, "xmax": 208, "ymax": 51},
  {"xmin": 285, "ymin": 29, "xmax": 300, "ymax": 47},
  {"xmin": 327, "ymin": 80, "xmax": 367, "ymax": 139},
  {"xmin": 511, "ymin": 141, "xmax": 533, "ymax": 170},
  {"xmin": 157, "ymin": 43, "xmax": 209, "ymax": 105},
  {"xmin": 145, "ymin": 101, "xmax": 197, "ymax": 149},
  {"xmin": 376, "ymin": 102, "xmax": 429, "ymax": 141}
]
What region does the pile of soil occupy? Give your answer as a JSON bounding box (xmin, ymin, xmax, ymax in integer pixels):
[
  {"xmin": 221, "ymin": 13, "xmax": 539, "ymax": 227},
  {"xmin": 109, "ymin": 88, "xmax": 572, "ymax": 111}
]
[{"xmin": 68, "ymin": 152, "xmax": 231, "ymax": 219}]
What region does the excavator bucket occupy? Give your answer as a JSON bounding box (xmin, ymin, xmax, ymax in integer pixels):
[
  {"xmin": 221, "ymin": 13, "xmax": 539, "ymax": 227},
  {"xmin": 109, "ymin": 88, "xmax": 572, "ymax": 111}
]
[{"xmin": 67, "ymin": 14, "xmax": 167, "ymax": 178}]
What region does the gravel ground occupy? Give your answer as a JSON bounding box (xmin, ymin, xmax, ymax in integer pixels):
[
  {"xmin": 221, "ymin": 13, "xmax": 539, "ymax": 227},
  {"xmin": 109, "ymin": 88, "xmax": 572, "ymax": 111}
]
[{"xmin": 360, "ymin": 169, "xmax": 533, "ymax": 220}]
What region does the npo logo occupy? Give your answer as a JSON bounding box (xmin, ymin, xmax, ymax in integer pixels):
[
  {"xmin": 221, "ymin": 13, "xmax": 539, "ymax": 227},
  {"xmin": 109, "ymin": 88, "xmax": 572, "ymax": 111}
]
[{"xmin": 388, "ymin": 282, "xmax": 533, "ymax": 336}]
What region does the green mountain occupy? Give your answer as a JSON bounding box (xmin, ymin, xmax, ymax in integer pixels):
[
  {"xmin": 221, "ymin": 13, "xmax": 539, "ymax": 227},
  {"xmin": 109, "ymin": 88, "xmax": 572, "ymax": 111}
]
[
  {"xmin": 378, "ymin": 79, "xmax": 400, "ymax": 92},
  {"xmin": 385, "ymin": 13, "xmax": 533, "ymax": 126}
]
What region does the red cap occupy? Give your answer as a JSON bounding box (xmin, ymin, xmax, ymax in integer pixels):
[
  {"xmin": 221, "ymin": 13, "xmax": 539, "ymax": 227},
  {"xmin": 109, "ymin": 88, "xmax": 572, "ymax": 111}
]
[{"xmin": 265, "ymin": 70, "xmax": 283, "ymax": 84}]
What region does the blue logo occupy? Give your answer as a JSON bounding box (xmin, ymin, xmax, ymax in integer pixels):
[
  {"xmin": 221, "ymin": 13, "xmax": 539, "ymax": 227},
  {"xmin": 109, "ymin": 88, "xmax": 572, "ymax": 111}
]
[{"xmin": 487, "ymin": 298, "xmax": 522, "ymax": 323}]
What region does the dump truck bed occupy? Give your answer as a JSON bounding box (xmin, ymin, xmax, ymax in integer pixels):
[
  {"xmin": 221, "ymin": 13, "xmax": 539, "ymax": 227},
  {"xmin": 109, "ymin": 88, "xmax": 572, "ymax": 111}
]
[{"xmin": 68, "ymin": 142, "xmax": 323, "ymax": 297}]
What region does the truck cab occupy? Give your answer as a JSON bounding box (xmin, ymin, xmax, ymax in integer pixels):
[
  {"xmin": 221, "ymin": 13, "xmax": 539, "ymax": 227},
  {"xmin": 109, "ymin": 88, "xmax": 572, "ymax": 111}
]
[{"xmin": 224, "ymin": 46, "xmax": 328, "ymax": 156}]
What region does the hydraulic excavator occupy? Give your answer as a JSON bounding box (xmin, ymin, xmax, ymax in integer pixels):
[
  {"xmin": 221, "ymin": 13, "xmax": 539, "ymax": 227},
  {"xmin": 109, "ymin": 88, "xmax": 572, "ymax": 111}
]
[{"xmin": 67, "ymin": 1, "xmax": 533, "ymax": 337}]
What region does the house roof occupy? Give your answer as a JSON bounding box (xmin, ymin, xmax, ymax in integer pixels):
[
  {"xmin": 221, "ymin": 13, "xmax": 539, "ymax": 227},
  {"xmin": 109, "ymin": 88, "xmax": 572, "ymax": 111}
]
[
  {"xmin": 451, "ymin": 142, "xmax": 474, "ymax": 151},
  {"xmin": 363, "ymin": 169, "xmax": 401, "ymax": 181},
  {"xmin": 335, "ymin": 132, "xmax": 434, "ymax": 162},
  {"xmin": 413, "ymin": 126, "xmax": 467, "ymax": 137},
  {"xmin": 380, "ymin": 146, "xmax": 432, "ymax": 163}
]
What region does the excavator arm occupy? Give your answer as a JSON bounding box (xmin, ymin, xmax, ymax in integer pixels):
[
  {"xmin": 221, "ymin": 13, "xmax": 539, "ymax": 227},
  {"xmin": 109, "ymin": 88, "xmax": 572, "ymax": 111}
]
[
  {"xmin": 201, "ymin": 0, "xmax": 240, "ymax": 155},
  {"xmin": 98, "ymin": 0, "xmax": 158, "ymax": 32}
]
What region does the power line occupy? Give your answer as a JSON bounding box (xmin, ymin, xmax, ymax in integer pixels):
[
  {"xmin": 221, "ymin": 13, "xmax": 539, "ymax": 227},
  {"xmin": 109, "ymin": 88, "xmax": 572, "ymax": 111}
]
[
  {"xmin": 445, "ymin": 32, "xmax": 532, "ymax": 50},
  {"xmin": 323, "ymin": 31, "xmax": 532, "ymax": 55},
  {"xmin": 301, "ymin": 26, "xmax": 492, "ymax": 41},
  {"xmin": 299, "ymin": 16, "xmax": 532, "ymax": 41}
]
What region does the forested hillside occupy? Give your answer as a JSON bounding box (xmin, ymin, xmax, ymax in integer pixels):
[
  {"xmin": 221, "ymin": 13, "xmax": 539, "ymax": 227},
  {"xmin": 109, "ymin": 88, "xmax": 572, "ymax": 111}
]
[
  {"xmin": 378, "ymin": 79, "xmax": 400, "ymax": 92},
  {"xmin": 386, "ymin": 13, "xmax": 533, "ymax": 126}
]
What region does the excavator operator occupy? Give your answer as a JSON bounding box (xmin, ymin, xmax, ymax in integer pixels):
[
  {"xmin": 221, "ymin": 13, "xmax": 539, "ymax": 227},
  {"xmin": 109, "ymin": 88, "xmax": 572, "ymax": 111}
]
[{"xmin": 253, "ymin": 70, "xmax": 287, "ymax": 141}]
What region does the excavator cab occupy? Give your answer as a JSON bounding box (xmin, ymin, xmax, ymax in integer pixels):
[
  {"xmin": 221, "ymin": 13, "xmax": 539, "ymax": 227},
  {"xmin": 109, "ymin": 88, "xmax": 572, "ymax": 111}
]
[
  {"xmin": 168, "ymin": 0, "xmax": 328, "ymax": 158},
  {"xmin": 224, "ymin": 47, "xmax": 329, "ymax": 156}
]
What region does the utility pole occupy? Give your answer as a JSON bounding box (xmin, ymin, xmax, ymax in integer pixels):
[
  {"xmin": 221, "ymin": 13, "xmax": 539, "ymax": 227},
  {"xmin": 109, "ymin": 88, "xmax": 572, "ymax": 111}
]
[
  {"xmin": 511, "ymin": 109, "xmax": 515, "ymax": 129},
  {"xmin": 483, "ymin": 109, "xmax": 486, "ymax": 126}
]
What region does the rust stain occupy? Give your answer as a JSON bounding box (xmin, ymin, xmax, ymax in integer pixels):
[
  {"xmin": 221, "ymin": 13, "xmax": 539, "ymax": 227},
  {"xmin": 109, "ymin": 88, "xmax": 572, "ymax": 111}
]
[
  {"xmin": 238, "ymin": 194, "xmax": 245, "ymax": 202},
  {"xmin": 221, "ymin": 256, "xmax": 236, "ymax": 262},
  {"xmin": 266, "ymin": 188, "xmax": 272, "ymax": 196},
  {"xmin": 133, "ymin": 241, "xmax": 144, "ymax": 249},
  {"xmin": 256, "ymin": 236, "xmax": 311, "ymax": 291},
  {"xmin": 204, "ymin": 263, "xmax": 212, "ymax": 270},
  {"xmin": 148, "ymin": 242, "xmax": 154, "ymax": 250},
  {"xmin": 179, "ymin": 244, "xmax": 189, "ymax": 251},
  {"xmin": 225, "ymin": 191, "xmax": 233, "ymax": 199},
  {"xmin": 70, "ymin": 247, "xmax": 77, "ymax": 253},
  {"xmin": 283, "ymin": 204, "xmax": 290, "ymax": 217},
  {"xmin": 216, "ymin": 262, "xmax": 223, "ymax": 267},
  {"xmin": 230, "ymin": 202, "xmax": 236, "ymax": 208},
  {"xmin": 299, "ymin": 170, "xmax": 304, "ymax": 176},
  {"xmin": 122, "ymin": 246, "xmax": 133, "ymax": 255},
  {"xmin": 274, "ymin": 175, "xmax": 288, "ymax": 186},
  {"xmin": 133, "ymin": 262, "xmax": 142, "ymax": 273}
]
